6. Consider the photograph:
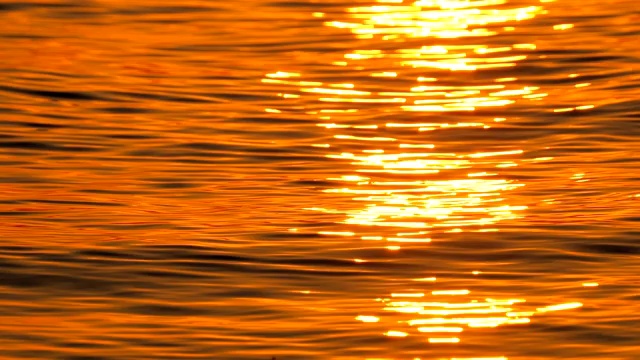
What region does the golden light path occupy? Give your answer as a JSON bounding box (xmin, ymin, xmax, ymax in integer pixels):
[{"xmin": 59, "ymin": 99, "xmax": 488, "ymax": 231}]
[{"xmin": 264, "ymin": 0, "xmax": 586, "ymax": 357}]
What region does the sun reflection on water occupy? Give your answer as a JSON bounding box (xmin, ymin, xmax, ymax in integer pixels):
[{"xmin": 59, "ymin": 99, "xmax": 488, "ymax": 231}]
[
  {"xmin": 264, "ymin": 0, "xmax": 584, "ymax": 355},
  {"xmin": 364, "ymin": 288, "xmax": 582, "ymax": 342}
]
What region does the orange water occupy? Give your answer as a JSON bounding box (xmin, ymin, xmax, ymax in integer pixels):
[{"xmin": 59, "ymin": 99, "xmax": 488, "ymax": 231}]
[{"xmin": 0, "ymin": 0, "xmax": 639, "ymax": 359}]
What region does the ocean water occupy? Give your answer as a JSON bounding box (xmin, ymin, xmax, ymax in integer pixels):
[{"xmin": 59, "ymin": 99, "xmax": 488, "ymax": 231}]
[{"xmin": 0, "ymin": 0, "xmax": 639, "ymax": 359}]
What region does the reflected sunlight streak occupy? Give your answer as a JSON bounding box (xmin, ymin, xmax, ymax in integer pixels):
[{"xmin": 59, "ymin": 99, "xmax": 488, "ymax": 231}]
[{"xmin": 262, "ymin": 0, "xmax": 585, "ymax": 353}]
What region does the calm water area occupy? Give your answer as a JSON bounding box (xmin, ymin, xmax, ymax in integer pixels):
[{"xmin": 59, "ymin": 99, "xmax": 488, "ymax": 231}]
[{"xmin": 0, "ymin": 0, "xmax": 639, "ymax": 359}]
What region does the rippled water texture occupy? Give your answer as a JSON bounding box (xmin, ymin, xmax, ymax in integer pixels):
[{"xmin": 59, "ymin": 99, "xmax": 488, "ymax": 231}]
[{"xmin": 1, "ymin": 0, "xmax": 639, "ymax": 359}]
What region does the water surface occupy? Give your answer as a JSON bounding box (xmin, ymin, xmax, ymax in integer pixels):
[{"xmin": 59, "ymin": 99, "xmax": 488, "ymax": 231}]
[{"xmin": 0, "ymin": 0, "xmax": 639, "ymax": 359}]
